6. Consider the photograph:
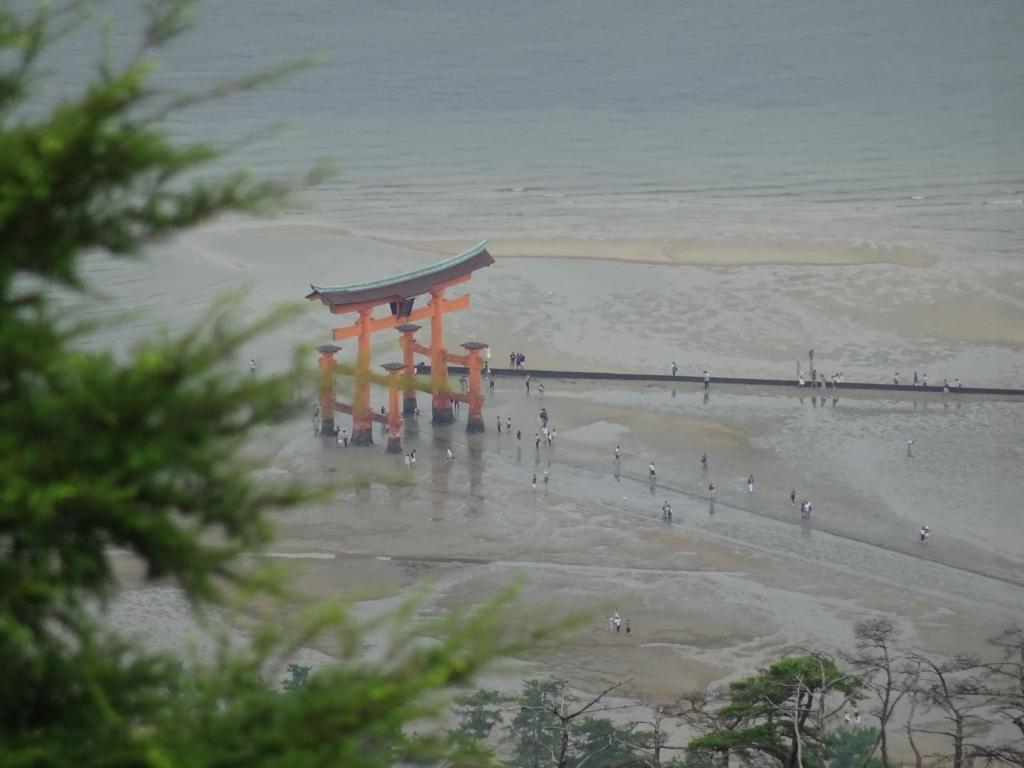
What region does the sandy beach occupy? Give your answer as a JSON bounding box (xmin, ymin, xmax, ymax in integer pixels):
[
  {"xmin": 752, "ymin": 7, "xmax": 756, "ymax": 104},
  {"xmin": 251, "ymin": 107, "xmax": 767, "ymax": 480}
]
[{"xmin": 84, "ymin": 220, "xmax": 1024, "ymax": 763}]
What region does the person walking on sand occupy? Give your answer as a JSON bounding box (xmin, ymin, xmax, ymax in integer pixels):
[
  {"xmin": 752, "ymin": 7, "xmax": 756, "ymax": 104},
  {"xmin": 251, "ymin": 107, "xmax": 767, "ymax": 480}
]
[
  {"xmin": 671, "ymin": 361, "xmax": 678, "ymax": 377},
  {"xmin": 922, "ymin": 372, "xmax": 928, "ymax": 387},
  {"xmin": 543, "ymin": 470, "xmax": 549, "ymax": 486},
  {"xmin": 506, "ymin": 416, "xmax": 512, "ymax": 433},
  {"xmin": 339, "ymin": 429, "xmax": 349, "ymax": 447},
  {"xmin": 708, "ymin": 481, "xmax": 715, "ymax": 496},
  {"xmin": 531, "ymin": 473, "xmax": 537, "ymax": 489},
  {"xmin": 790, "ymin": 488, "xmax": 796, "ymax": 506},
  {"xmin": 907, "ymin": 439, "xmax": 914, "ymax": 457},
  {"xmin": 607, "ymin": 615, "xmax": 614, "ymax": 632},
  {"xmin": 497, "ymin": 416, "xmax": 502, "ymax": 433},
  {"xmin": 614, "ymin": 613, "xmax": 621, "ymax": 633},
  {"xmin": 662, "ymin": 500, "xmax": 672, "ymax": 520},
  {"xmin": 538, "ymin": 382, "xmax": 545, "ymax": 397},
  {"xmin": 535, "ymin": 433, "xmax": 541, "ymax": 450},
  {"xmin": 625, "ymin": 618, "xmax": 631, "ymax": 635},
  {"xmin": 747, "ymin": 474, "xmax": 754, "ymax": 493},
  {"xmin": 919, "ymin": 525, "xmax": 930, "ymax": 543},
  {"xmin": 525, "ymin": 374, "xmax": 531, "ymax": 394},
  {"xmin": 703, "ymin": 369, "xmax": 711, "ymax": 390},
  {"xmin": 649, "ymin": 462, "xmax": 656, "ymax": 480},
  {"xmin": 701, "ymin": 452, "xmax": 708, "ymax": 470},
  {"xmin": 446, "ymin": 447, "xmax": 455, "ymax": 462},
  {"xmin": 913, "ymin": 371, "xmax": 918, "ymax": 386},
  {"xmin": 410, "ymin": 449, "xmax": 416, "ymax": 466},
  {"xmin": 516, "ymin": 429, "xmax": 522, "ymax": 441},
  {"xmin": 894, "ymin": 372, "xmax": 900, "ymax": 386},
  {"xmin": 614, "ymin": 445, "xmax": 621, "ymax": 461}
]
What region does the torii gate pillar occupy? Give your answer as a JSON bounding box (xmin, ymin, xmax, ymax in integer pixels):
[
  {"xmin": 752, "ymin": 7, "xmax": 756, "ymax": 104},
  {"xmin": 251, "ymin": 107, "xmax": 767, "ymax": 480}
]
[
  {"xmin": 396, "ymin": 323, "xmax": 421, "ymax": 415},
  {"xmin": 462, "ymin": 342, "xmax": 488, "ymax": 433},
  {"xmin": 382, "ymin": 362, "xmax": 405, "ymax": 454},
  {"xmin": 316, "ymin": 344, "xmax": 340, "ymax": 437},
  {"xmin": 429, "ymin": 287, "xmax": 454, "ymax": 426},
  {"xmin": 351, "ymin": 309, "xmax": 374, "ymax": 446}
]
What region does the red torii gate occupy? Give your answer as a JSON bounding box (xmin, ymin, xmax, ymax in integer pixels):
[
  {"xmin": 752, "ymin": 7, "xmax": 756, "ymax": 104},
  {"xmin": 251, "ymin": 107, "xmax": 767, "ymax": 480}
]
[{"xmin": 307, "ymin": 242, "xmax": 494, "ymax": 449}]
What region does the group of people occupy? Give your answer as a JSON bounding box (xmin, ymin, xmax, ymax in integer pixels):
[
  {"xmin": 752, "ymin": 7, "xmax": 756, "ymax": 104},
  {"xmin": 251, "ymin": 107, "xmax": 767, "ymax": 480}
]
[
  {"xmin": 798, "ymin": 368, "xmax": 842, "ymax": 389},
  {"xmin": 636, "ymin": 449, "xmax": 820, "ymax": 526},
  {"xmin": 509, "ymin": 351, "xmax": 527, "ymax": 369},
  {"xmin": 897, "ymin": 372, "xmax": 962, "ymax": 392},
  {"xmin": 606, "ymin": 611, "xmax": 631, "ymax": 635}
]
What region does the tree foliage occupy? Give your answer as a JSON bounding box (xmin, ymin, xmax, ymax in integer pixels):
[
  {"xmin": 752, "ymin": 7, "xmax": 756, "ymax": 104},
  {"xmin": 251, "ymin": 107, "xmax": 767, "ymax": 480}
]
[{"xmin": 689, "ymin": 654, "xmax": 859, "ymax": 768}]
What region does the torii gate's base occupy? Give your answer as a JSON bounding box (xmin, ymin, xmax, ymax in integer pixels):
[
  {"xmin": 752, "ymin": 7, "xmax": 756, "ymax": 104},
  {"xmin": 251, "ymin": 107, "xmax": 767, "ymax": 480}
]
[
  {"xmin": 386, "ymin": 436, "xmax": 403, "ymax": 454},
  {"xmin": 432, "ymin": 404, "xmax": 455, "ymax": 426},
  {"xmin": 466, "ymin": 414, "xmax": 485, "ymax": 433},
  {"xmin": 351, "ymin": 427, "xmax": 374, "ymax": 446},
  {"xmin": 318, "ymin": 418, "xmax": 336, "ymax": 438}
]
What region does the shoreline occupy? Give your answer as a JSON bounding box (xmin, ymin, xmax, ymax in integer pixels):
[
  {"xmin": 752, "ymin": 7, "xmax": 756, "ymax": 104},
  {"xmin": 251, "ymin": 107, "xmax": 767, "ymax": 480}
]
[
  {"xmin": 371, "ymin": 235, "xmax": 939, "ymax": 269},
  {"xmin": 223, "ymin": 223, "xmax": 939, "ymax": 269}
]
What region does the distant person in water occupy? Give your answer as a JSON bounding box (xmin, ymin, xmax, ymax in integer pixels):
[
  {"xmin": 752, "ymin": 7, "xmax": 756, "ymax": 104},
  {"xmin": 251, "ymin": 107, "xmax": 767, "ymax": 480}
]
[
  {"xmin": 497, "ymin": 417, "xmax": 502, "ymax": 433},
  {"xmin": 747, "ymin": 474, "xmax": 754, "ymax": 493},
  {"xmin": 535, "ymin": 433, "xmax": 541, "ymax": 450},
  {"xmin": 446, "ymin": 447, "xmax": 455, "ymax": 462},
  {"xmin": 894, "ymin": 372, "xmax": 900, "ymax": 385},
  {"xmin": 701, "ymin": 453, "xmax": 708, "ymax": 470},
  {"xmin": 507, "ymin": 416, "xmax": 512, "ymax": 433},
  {"xmin": 907, "ymin": 439, "xmax": 914, "ymax": 457},
  {"xmin": 525, "ymin": 374, "xmax": 531, "ymax": 394},
  {"xmin": 543, "ymin": 470, "xmax": 549, "ymax": 486},
  {"xmin": 531, "ymin": 473, "xmax": 537, "ymax": 489},
  {"xmin": 662, "ymin": 500, "xmax": 672, "ymax": 520},
  {"xmin": 249, "ymin": 358, "xmax": 256, "ymax": 373},
  {"xmin": 703, "ymin": 369, "xmax": 711, "ymax": 390},
  {"xmin": 708, "ymin": 481, "xmax": 715, "ymax": 495},
  {"xmin": 649, "ymin": 462, "xmax": 656, "ymax": 479},
  {"xmin": 614, "ymin": 445, "xmax": 620, "ymax": 461},
  {"xmin": 919, "ymin": 525, "xmax": 930, "ymax": 543},
  {"xmin": 790, "ymin": 488, "xmax": 796, "ymax": 506},
  {"xmin": 671, "ymin": 361, "xmax": 678, "ymax": 377}
]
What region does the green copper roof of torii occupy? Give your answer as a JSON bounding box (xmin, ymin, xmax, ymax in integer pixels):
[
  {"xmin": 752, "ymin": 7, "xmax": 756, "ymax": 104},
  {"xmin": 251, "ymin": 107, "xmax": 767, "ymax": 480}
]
[{"xmin": 307, "ymin": 241, "xmax": 493, "ymax": 308}]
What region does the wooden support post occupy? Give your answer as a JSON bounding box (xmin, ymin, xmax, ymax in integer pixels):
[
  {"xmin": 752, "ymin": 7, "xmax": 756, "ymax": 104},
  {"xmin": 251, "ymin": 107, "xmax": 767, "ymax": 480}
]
[
  {"xmin": 382, "ymin": 362, "xmax": 405, "ymax": 454},
  {"xmin": 351, "ymin": 308, "xmax": 374, "ymax": 446},
  {"xmin": 429, "ymin": 287, "xmax": 454, "ymax": 425},
  {"xmin": 462, "ymin": 342, "xmax": 487, "ymax": 433},
  {"xmin": 396, "ymin": 323, "xmax": 421, "ymax": 415},
  {"xmin": 316, "ymin": 344, "xmax": 340, "ymax": 437}
]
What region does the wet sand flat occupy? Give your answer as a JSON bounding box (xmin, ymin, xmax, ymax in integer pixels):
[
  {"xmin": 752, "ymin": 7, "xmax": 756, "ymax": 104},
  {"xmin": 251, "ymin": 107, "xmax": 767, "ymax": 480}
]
[{"xmin": 85, "ymin": 223, "xmax": 1024, "ymax": 741}]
